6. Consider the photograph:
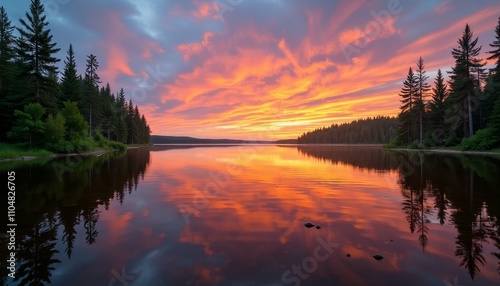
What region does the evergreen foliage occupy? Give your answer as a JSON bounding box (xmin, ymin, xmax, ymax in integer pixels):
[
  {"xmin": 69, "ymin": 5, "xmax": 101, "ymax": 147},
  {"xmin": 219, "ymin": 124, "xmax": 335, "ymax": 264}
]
[
  {"xmin": 0, "ymin": 3, "xmax": 151, "ymax": 152},
  {"xmin": 0, "ymin": 6, "xmax": 16, "ymax": 140},
  {"xmin": 395, "ymin": 67, "xmax": 419, "ymax": 145},
  {"xmin": 16, "ymin": 0, "xmax": 60, "ymax": 111},
  {"xmin": 299, "ymin": 20, "xmax": 500, "ymax": 151},
  {"xmin": 60, "ymin": 44, "xmax": 81, "ymax": 104}
]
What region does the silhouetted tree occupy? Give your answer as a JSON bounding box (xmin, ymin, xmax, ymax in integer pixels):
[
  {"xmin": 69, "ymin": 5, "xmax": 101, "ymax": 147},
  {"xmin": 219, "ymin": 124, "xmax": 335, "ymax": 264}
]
[
  {"xmin": 396, "ymin": 67, "xmax": 419, "ymax": 144},
  {"xmin": 60, "ymin": 44, "xmax": 81, "ymax": 104},
  {"xmin": 445, "ymin": 24, "xmax": 482, "ymax": 140},
  {"xmin": 16, "ymin": 0, "xmax": 60, "ymax": 111}
]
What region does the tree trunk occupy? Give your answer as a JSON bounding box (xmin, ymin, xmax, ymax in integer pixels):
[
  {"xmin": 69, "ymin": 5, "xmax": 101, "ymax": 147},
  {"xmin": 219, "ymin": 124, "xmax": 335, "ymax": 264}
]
[
  {"xmin": 419, "ymin": 110, "xmax": 423, "ymax": 144},
  {"xmin": 467, "ymin": 90, "xmax": 473, "ymax": 137},
  {"xmin": 35, "ymin": 76, "xmax": 40, "ymax": 101},
  {"xmin": 89, "ymin": 106, "xmax": 92, "ymax": 137}
]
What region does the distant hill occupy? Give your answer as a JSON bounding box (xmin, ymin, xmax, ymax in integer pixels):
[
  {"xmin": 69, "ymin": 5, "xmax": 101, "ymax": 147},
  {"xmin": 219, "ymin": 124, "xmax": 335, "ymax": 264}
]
[
  {"xmin": 150, "ymin": 135, "xmax": 275, "ymax": 144},
  {"xmin": 275, "ymin": 139, "xmax": 298, "ymax": 144}
]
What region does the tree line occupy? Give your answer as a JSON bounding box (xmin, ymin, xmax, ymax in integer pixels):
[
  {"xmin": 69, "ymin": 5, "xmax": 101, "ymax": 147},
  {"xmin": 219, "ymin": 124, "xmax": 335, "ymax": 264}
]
[
  {"xmin": 394, "ymin": 19, "xmax": 500, "ymax": 150},
  {"xmin": 298, "ymin": 18, "xmax": 500, "ymax": 151},
  {"xmin": 297, "ymin": 116, "xmax": 398, "ymax": 144},
  {"xmin": 0, "ymin": 0, "xmax": 151, "ymax": 152}
]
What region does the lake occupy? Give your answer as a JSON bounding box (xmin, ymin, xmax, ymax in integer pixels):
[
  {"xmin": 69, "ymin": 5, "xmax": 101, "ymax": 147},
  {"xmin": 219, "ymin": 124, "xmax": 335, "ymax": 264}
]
[{"xmin": 2, "ymin": 145, "xmax": 500, "ymax": 286}]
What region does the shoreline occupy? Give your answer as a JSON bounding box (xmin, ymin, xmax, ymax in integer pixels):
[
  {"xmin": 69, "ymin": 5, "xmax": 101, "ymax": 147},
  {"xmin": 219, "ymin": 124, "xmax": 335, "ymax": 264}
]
[
  {"xmin": 3, "ymin": 144, "xmax": 500, "ymax": 162},
  {"xmin": 387, "ymin": 147, "xmax": 500, "ymax": 156},
  {"xmin": 0, "ymin": 146, "xmax": 141, "ymax": 163}
]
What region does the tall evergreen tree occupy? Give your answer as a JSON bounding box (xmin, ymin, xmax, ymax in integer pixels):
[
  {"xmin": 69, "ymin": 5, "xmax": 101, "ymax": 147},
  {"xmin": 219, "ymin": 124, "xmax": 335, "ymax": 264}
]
[
  {"xmin": 83, "ymin": 54, "xmax": 100, "ymax": 137},
  {"xmin": 100, "ymin": 83, "xmax": 116, "ymax": 139},
  {"xmin": 486, "ymin": 17, "xmax": 500, "ymax": 144},
  {"xmin": 16, "ymin": 0, "xmax": 60, "ymax": 108},
  {"xmin": 0, "ymin": 6, "xmax": 16, "ymax": 139},
  {"xmin": 60, "ymin": 44, "xmax": 81, "ymax": 104},
  {"xmin": 0, "ymin": 6, "xmax": 14, "ymax": 93},
  {"xmin": 140, "ymin": 114, "xmax": 151, "ymax": 143},
  {"xmin": 471, "ymin": 57, "xmax": 489, "ymax": 129},
  {"xmin": 428, "ymin": 69, "xmax": 448, "ymax": 145},
  {"xmin": 126, "ymin": 99, "xmax": 138, "ymax": 144},
  {"xmin": 487, "ymin": 17, "xmax": 500, "ymax": 83},
  {"xmin": 115, "ymin": 88, "xmax": 128, "ymax": 143},
  {"xmin": 396, "ymin": 67, "xmax": 419, "ymax": 144},
  {"xmin": 446, "ymin": 24, "xmax": 482, "ymax": 139},
  {"xmin": 415, "ymin": 57, "xmax": 431, "ymax": 144}
]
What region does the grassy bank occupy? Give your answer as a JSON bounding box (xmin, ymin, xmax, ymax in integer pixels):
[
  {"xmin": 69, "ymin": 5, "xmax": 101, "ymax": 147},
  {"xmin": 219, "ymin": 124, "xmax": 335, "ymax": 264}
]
[
  {"xmin": 0, "ymin": 139, "xmax": 151, "ymax": 161},
  {"xmin": 0, "ymin": 143, "xmax": 53, "ymax": 159}
]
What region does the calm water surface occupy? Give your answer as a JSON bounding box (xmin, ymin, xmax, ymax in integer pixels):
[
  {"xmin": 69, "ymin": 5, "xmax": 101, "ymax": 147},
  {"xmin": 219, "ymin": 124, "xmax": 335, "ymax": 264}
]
[{"xmin": 2, "ymin": 145, "xmax": 500, "ymax": 286}]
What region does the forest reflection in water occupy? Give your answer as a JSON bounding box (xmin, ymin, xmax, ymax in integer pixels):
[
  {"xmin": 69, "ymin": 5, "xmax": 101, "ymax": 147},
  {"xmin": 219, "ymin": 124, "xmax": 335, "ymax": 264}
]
[
  {"xmin": 1, "ymin": 145, "xmax": 499, "ymax": 286},
  {"xmin": 295, "ymin": 145, "xmax": 500, "ymax": 282}
]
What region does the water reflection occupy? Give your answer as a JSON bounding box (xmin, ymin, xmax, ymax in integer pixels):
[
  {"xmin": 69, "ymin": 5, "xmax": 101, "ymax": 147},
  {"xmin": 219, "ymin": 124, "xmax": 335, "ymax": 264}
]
[
  {"xmin": 389, "ymin": 152, "xmax": 500, "ymax": 280},
  {"xmin": 2, "ymin": 145, "xmax": 500, "ymax": 285},
  {"xmin": 0, "ymin": 148, "xmax": 150, "ymax": 286},
  {"xmin": 300, "ymin": 147, "xmax": 500, "ymax": 282}
]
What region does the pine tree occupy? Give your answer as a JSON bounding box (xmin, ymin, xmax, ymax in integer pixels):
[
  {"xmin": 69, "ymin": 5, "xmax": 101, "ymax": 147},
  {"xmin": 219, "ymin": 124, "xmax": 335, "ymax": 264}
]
[
  {"xmin": 0, "ymin": 6, "xmax": 14, "ymax": 93},
  {"xmin": 487, "ymin": 17, "xmax": 500, "ymax": 83},
  {"xmin": 134, "ymin": 105, "xmax": 142, "ymax": 143},
  {"xmin": 83, "ymin": 54, "xmax": 100, "ymax": 137},
  {"xmin": 446, "ymin": 24, "xmax": 482, "ymax": 139},
  {"xmin": 115, "ymin": 88, "xmax": 128, "ymax": 143},
  {"xmin": 415, "ymin": 57, "xmax": 431, "ymax": 144},
  {"xmin": 0, "ymin": 6, "xmax": 16, "ymax": 139},
  {"xmin": 428, "ymin": 69, "xmax": 448, "ymax": 145},
  {"xmin": 471, "ymin": 57, "xmax": 488, "ymax": 129},
  {"xmin": 126, "ymin": 99, "xmax": 138, "ymax": 144},
  {"xmin": 60, "ymin": 44, "xmax": 81, "ymax": 104},
  {"xmin": 140, "ymin": 115, "xmax": 151, "ymax": 143},
  {"xmin": 396, "ymin": 67, "xmax": 419, "ymax": 145},
  {"xmin": 16, "ymin": 0, "xmax": 60, "ymax": 107},
  {"xmin": 486, "ymin": 17, "xmax": 500, "ymax": 145},
  {"xmin": 100, "ymin": 83, "xmax": 116, "ymax": 139}
]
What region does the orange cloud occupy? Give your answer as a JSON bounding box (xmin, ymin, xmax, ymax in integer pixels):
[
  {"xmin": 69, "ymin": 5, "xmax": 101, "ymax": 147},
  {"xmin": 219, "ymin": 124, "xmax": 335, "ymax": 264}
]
[{"xmin": 145, "ymin": 4, "xmax": 499, "ymax": 140}]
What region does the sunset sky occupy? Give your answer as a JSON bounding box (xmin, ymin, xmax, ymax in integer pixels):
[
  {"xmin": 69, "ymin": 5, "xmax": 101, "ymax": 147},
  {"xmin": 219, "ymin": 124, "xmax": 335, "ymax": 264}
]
[{"xmin": 4, "ymin": 0, "xmax": 500, "ymax": 139}]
